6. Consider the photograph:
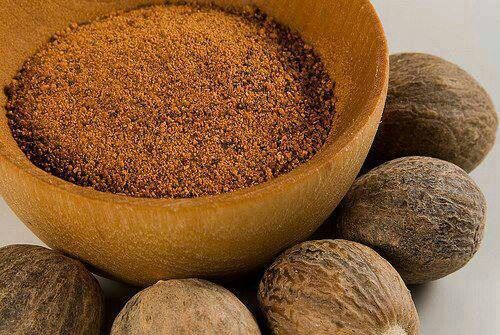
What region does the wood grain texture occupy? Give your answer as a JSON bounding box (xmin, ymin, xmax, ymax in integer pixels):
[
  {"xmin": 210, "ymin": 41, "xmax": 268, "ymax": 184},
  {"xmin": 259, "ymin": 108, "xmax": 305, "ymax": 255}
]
[
  {"xmin": 111, "ymin": 279, "xmax": 260, "ymax": 334},
  {"xmin": 0, "ymin": 245, "xmax": 104, "ymax": 335},
  {"xmin": 258, "ymin": 240, "xmax": 420, "ymax": 335},
  {"xmin": 0, "ymin": 0, "xmax": 388, "ymax": 285}
]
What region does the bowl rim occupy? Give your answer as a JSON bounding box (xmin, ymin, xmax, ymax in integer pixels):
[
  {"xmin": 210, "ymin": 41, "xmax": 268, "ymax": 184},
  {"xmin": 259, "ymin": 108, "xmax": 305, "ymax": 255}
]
[{"xmin": 0, "ymin": 0, "xmax": 389, "ymax": 209}]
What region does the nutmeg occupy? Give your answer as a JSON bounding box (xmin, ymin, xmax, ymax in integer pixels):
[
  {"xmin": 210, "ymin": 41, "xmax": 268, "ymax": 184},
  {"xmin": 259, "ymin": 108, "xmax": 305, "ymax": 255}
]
[
  {"xmin": 0, "ymin": 245, "xmax": 104, "ymax": 334},
  {"xmin": 367, "ymin": 53, "xmax": 497, "ymax": 172}
]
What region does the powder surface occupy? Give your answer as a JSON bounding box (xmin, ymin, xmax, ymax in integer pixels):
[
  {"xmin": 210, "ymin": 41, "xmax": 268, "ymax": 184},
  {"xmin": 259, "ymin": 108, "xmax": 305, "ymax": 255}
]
[{"xmin": 6, "ymin": 5, "xmax": 335, "ymax": 198}]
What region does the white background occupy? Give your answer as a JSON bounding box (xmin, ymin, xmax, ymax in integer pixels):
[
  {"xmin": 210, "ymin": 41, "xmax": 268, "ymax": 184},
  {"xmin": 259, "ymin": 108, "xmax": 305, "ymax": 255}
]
[{"xmin": 1, "ymin": 1, "xmax": 499, "ymax": 334}]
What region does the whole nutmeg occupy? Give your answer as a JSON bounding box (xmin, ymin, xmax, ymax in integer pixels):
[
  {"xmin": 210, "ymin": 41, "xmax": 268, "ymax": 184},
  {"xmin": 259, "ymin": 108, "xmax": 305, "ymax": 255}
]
[
  {"xmin": 336, "ymin": 156, "xmax": 487, "ymax": 284},
  {"xmin": 258, "ymin": 239, "xmax": 420, "ymax": 335},
  {"xmin": 0, "ymin": 244, "xmax": 104, "ymax": 335},
  {"xmin": 111, "ymin": 279, "xmax": 260, "ymax": 335},
  {"xmin": 367, "ymin": 53, "xmax": 497, "ymax": 172}
]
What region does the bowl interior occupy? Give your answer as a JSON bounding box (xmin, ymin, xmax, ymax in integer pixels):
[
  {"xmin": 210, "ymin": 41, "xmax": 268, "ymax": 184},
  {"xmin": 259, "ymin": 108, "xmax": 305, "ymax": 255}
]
[{"xmin": 0, "ymin": 0, "xmax": 387, "ymax": 205}]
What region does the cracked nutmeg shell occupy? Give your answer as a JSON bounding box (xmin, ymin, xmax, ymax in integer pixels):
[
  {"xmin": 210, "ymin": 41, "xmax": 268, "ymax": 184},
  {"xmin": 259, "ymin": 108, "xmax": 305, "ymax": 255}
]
[
  {"xmin": 111, "ymin": 279, "xmax": 260, "ymax": 335},
  {"xmin": 366, "ymin": 53, "xmax": 497, "ymax": 172},
  {"xmin": 258, "ymin": 239, "xmax": 420, "ymax": 335},
  {"xmin": 0, "ymin": 244, "xmax": 104, "ymax": 335},
  {"xmin": 337, "ymin": 156, "xmax": 487, "ymax": 284}
]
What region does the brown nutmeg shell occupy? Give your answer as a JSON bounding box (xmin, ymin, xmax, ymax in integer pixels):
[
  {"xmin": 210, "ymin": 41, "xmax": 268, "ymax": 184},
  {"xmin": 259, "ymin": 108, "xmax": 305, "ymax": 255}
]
[
  {"xmin": 258, "ymin": 239, "xmax": 420, "ymax": 335},
  {"xmin": 111, "ymin": 279, "xmax": 260, "ymax": 335},
  {"xmin": 0, "ymin": 244, "xmax": 104, "ymax": 335},
  {"xmin": 337, "ymin": 156, "xmax": 487, "ymax": 284},
  {"xmin": 367, "ymin": 53, "xmax": 497, "ymax": 172}
]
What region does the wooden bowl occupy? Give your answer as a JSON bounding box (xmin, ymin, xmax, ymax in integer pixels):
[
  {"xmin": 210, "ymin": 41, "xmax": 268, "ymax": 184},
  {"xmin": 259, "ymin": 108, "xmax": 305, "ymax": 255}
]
[{"xmin": 0, "ymin": 0, "xmax": 388, "ymax": 285}]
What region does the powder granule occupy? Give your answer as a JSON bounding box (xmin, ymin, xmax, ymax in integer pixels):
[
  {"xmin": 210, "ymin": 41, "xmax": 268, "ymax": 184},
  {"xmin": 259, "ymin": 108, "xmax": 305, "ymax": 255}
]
[{"xmin": 6, "ymin": 4, "xmax": 335, "ymax": 198}]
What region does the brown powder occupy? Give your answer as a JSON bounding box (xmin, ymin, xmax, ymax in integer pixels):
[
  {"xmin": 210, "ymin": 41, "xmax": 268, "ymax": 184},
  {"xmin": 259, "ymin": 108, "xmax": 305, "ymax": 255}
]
[{"xmin": 6, "ymin": 4, "xmax": 335, "ymax": 199}]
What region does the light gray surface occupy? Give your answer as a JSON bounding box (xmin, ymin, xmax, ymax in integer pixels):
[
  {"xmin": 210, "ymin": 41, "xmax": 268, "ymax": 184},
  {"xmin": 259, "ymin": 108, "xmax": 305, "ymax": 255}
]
[
  {"xmin": 0, "ymin": 1, "xmax": 498, "ymax": 334},
  {"xmin": 371, "ymin": 1, "xmax": 499, "ymax": 334}
]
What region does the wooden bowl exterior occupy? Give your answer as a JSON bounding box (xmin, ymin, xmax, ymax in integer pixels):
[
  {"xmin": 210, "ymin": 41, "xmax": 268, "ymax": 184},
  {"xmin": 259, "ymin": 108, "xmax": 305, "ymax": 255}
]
[{"xmin": 0, "ymin": 0, "xmax": 388, "ymax": 285}]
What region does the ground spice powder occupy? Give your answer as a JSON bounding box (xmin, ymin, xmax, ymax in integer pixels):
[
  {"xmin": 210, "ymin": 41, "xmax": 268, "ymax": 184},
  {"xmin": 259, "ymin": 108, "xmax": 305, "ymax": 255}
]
[{"xmin": 6, "ymin": 5, "xmax": 335, "ymax": 198}]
